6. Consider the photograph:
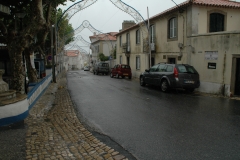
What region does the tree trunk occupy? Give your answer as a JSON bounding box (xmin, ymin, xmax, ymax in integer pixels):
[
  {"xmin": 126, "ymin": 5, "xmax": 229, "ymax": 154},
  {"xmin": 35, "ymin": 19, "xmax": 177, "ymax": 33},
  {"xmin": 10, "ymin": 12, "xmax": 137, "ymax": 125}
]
[
  {"xmin": 25, "ymin": 48, "xmax": 38, "ymax": 83},
  {"xmin": 8, "ymin": 44, "xmax": 25, "ymax": 94}
]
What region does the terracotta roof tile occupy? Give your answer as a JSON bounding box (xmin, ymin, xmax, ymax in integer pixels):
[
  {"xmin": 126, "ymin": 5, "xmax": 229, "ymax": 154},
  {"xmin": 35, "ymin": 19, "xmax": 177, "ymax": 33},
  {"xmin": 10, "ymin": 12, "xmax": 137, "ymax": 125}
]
[
  {"xmin": 193, "ymin": 0, "xmax": 240, "ymax": 8},
  {"xmin": 66, "ymin": 50, "xmax": 80, "ymax": 57},
  {"xmin": 89, "ymin": 32, "xmax": 117, "ymax": 41}
]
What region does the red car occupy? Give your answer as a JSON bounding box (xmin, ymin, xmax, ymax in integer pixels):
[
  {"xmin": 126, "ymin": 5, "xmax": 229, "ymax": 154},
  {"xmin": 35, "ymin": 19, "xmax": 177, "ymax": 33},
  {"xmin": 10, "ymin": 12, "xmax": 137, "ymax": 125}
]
[{"xmin": 110, "ymin": 64, "xmax": 132, "ymax": 79}]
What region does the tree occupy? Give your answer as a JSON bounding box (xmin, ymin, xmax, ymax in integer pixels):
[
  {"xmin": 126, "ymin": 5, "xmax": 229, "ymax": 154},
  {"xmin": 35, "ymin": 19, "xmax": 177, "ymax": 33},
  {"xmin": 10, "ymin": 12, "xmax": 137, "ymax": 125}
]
[
  {"xmin": 98, "ymin": 53, "xmax": 109, "ymax": 61},
  {"xmin": 0, "ymin": 0, "xmax": 75, "ymax": 94}
]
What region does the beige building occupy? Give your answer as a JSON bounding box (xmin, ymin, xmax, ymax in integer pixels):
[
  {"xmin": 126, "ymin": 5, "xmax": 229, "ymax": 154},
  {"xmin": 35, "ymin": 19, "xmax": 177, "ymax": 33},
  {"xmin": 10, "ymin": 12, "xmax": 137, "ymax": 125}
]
[
  {"xmin": 89, "ymin": 32, "xmax": 118, "ymax": 64},
  {"xmin": 116, "ymin": 0, "xmax": 240, "ymax": 96},
  {"xmin": 63, "ymin": 50, "xmax": 89, "ymax": 70}
]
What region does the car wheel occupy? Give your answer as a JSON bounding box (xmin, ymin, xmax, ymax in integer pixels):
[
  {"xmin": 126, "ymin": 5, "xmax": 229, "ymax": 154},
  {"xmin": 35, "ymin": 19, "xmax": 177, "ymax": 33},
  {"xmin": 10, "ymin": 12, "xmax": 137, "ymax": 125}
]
[
  {"xmin": 128, "ymin": 76, "xmax": 132, "ymax": 80},
  {"xmin": 116, "ymin": 73, "xmax": 119, "ymax": 78},
  {"xmin": 161, "ymin": 79, "xmax": 169, "ymax": 92},
  {"xmin": 140, "ymin": 77, "xmax": 146, "ymax": 86},
  {"xmin": 110, "ymin": 73, "xmax": 113, "ymax": 78}
]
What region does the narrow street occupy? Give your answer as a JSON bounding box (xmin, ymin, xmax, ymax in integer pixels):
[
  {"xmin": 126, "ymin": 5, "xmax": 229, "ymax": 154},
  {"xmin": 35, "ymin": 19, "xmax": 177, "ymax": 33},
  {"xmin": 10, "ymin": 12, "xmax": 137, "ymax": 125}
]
[{"xmin": 67, "ymin": 70, "xmax": 240, "ymax": 160}]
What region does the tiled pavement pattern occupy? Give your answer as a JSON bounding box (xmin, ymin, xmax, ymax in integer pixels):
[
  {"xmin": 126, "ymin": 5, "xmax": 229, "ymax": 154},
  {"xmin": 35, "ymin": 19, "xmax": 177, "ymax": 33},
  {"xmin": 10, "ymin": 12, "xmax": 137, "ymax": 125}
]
[{"xmin": 24, "ymin": 72, "xmax": 127, "ymax": 160}]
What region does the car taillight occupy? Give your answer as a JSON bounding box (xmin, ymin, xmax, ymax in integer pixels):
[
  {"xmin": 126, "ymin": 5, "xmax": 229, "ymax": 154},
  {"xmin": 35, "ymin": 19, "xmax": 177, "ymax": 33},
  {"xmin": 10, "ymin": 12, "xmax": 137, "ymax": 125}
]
[{"xmin": 174, "ymin": 67, "xmax": 178, "ymax": 79}]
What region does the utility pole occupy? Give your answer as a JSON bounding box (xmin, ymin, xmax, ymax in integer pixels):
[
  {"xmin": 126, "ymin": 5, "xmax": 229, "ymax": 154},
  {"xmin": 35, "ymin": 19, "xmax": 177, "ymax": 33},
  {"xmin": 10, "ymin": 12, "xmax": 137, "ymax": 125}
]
[{"xmin": 147, "ymin": 7, "xmax": 151, "ymax": 68}]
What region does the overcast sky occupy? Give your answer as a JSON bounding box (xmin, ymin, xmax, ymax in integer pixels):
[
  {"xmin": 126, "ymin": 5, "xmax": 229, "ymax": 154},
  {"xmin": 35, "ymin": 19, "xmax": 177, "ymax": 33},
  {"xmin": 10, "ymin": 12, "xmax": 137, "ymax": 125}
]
[{"xmin": 60, "ymin": 0, "xmax": 186, "ymax": 53}]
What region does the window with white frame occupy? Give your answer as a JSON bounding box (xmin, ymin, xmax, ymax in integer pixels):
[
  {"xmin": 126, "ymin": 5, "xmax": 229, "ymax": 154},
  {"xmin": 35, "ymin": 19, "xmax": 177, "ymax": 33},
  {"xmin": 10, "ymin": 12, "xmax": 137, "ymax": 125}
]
[
  {"xmin": 169, "ymin": 17, "xmax": 177, "ymax": 39},
  {"xmin": 120, "ymin": 55, "xmax": 122, "ymax": 64},
  {"xmin": 136, "ymin": 29, "xmax": 140, "ymax": 44},
  {"xmin": 150, "ymin": 25, "xmax": 155, "ymax": 43},
  {"xmin": 136, "ymin": 56, "xmax": 140, "ymax": 70}
]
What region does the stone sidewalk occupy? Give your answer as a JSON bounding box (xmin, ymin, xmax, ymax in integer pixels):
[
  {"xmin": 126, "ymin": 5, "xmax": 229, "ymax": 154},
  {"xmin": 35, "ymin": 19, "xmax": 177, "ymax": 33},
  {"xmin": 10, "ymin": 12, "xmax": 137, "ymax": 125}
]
[
  {"xmin": 24, "ymin": 72, "xmax": 128, "ymax": 160},
  {"xmin": 2, "ymin": 71, "xmax": 238, "ymax": 160}
]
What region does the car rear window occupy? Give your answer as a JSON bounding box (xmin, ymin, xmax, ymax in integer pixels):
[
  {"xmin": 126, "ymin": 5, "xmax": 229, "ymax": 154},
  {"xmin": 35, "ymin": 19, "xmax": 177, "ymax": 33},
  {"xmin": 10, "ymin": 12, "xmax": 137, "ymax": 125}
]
[
  {"xmin": 101, "ymin": 63, "xmax": 109, "ymax": 67},
  {"xmin": 177, "ymin": 65, "xmax": 198, "ymax": 74},
  {"xmin": 121, "ymin": 65, "xmax": 130, "ymax": 69}
]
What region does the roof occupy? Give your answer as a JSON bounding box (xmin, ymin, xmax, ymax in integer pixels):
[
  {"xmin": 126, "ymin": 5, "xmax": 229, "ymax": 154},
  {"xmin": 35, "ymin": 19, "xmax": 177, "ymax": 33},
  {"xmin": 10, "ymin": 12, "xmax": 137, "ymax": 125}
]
[
  {"xmin": 65, "ymin": 50, "xmax": 80, "ymax": 57},
  {"xmin": 89, "ymin": 32, "xmax": 118, "ymax": 41},
  {"xmin": 116, "ymin": 0, "xmax": 240, "ymax": 36}
]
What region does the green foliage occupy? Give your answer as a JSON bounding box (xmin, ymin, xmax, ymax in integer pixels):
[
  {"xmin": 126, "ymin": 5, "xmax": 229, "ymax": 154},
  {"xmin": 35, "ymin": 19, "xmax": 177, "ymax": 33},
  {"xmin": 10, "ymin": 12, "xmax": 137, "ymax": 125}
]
[
  {"xmin": 98, "ymin": 53, "xmax": 109, "ymax": 61},
  {"xmin": 111, "ymin": 46, "xmax": 116, "ymax": 59}
]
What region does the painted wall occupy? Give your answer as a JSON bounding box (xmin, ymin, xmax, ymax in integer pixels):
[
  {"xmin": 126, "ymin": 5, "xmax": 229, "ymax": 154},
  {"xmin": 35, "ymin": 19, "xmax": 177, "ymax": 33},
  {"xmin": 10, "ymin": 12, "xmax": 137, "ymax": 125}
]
[
  {"xmin": 0, "ymin": 74, "xmax": 52, "ymax": 126},
  {"xmin": 188, "ymin": 6, "xmax": 240, "ymax": 95}
]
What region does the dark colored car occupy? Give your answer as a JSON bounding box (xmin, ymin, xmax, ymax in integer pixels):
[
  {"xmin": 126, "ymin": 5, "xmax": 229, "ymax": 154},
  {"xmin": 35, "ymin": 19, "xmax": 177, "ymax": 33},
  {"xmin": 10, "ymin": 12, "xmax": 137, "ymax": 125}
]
[
  {"xmin": 110, "ymin": 64, "xmax": 132, "ymax": 79},
  {"xmin": 93, "ymin": 62, "xmax": 109, "ymax": 75},
  {"xmin": 140, "ymin": 63, "xmax": 200, "ymax": 92}
]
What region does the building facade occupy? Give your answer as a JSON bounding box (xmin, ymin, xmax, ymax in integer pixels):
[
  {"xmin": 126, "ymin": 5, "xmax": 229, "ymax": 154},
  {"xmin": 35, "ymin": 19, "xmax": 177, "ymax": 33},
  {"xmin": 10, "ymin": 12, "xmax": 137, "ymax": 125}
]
[
  {"xmin": 64, "ymin": 50, "xmax": 87, "ymax": 70},
  {"xmin": 89, "ymin": 32, "xmax": 118, "ymax": 64},
  {"xmin": 116, "ymin": 0, "xmax": 240, "ymax": 96}
]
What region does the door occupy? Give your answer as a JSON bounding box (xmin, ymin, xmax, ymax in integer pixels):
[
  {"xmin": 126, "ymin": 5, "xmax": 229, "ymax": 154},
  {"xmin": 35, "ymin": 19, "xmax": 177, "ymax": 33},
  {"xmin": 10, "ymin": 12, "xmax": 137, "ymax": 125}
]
[
  {"xmin": 145, "ymin": 64, "xmax": 159, "ymax": 84},
  {"xmin": 168, "ymin": 58, "xmax": 176, "ymax": 64},
  {"xmin": 127, "ymin": 57, "xmax": 130, "ymax": 65},
  {"xmin": 235, "ymin": 58, "xmax": 240, "ymax": 95},
  {"xmin": 153, "ymin": 64, "xmax": 166, "ymax": 85},
  {"xmin": 151, "ymin": 57, "xmax": 155, "ymax": 66},
  {"xmin": 112, "ymin": 65, "xmax": 117, "ymax": 75}
]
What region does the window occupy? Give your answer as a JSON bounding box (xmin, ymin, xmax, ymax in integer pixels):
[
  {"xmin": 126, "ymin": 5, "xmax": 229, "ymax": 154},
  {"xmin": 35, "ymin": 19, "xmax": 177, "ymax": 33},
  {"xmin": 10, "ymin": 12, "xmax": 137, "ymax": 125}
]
[
  {"xmin": 157, "ymin": 64, "xmax": 166, "ymax": 72},
  {"xmin": 126, "ymin": 33, "xmax": 130, "ymax": 46},
  {"xmin": 149, "ymin": 64, "xmax": 159, "ymax": 72},
  {"xmin": 169, "ymin": 17, "xmax": 177, "ymax": 38},
  {"xmin": 120, "ymin": 56, "xmax": 122, "ymax": 64},
  {"xmin": 136, "ymin": 29, "xmax": 140, "ymax": 44},
  {"xmin": 150, "ymin": 25, "xmax": 155, "ymax": 43},
  {"xmin": 119, "ymin": 36, "xmax": 122, "ymax": 46},
  {"xmin": 121, "ymin": 65, "xmax": 130, "ymax": 69},
  {"xmin": 95, "ymin": 45, "xmax": 99, "ymax": 53},
  {"xmin": 136, "ymin": 56, "xmax": 140, "ymax": 70},
  {"xmin": 209, "ymin": 13, "xmax": 224, "ymax": 32},
  {"xmin": 166, "ymin": 65, "xmax": 173, "ymax": 72}
]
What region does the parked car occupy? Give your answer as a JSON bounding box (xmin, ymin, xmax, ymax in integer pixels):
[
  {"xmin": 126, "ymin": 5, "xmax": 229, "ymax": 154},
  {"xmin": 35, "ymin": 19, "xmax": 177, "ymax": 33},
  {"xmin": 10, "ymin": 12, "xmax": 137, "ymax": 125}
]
[
  {"xmin": 93, "ymin": 62, "xmax": 109, "ymax": 75},
  {"xmin": 83, "ymin": 66, "xmax": 90, "ymax": 71},
  {"xmin": 140, "ymin": 63, "xmax": 200, "ymax": 92},
  {"xmin": 110, "ymin": 64, "xmax": 132, "ymax": 79}
]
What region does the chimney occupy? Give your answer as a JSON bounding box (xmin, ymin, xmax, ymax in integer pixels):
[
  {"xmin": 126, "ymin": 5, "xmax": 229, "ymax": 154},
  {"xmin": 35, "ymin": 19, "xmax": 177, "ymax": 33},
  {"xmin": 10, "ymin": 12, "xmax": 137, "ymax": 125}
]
[{"xmin": 122, "ymin": 20, "xmax": 136, "ymax": 30}]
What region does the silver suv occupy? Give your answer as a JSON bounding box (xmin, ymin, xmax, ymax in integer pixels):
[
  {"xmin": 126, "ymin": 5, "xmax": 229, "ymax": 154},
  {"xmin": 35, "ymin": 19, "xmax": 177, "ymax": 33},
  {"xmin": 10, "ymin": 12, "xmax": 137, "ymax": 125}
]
[
  {"xmin": 93, "ymin": 62, "xmax": 110, "ymax": 75},
  {"xmin": 140, "ymin": 63, "xmax": 200, "ymax": 92}
]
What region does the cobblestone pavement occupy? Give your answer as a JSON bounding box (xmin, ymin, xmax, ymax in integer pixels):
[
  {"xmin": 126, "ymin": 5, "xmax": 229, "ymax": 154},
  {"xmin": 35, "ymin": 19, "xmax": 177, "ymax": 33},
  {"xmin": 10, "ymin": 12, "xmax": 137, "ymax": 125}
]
[
  {"xmin": 0, "ymin": 72, "xmax": 128, "ymax": 160},
  {"xmin": 24, "ymin": 72, "xmax": 128, "ymax": 160}
]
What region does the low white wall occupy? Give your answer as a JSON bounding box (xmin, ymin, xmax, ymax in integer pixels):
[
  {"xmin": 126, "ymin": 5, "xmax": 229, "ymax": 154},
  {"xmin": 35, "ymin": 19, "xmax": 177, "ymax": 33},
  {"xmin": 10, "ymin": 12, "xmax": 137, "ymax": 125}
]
[
  {"xmin": 0, "ymin": 74, "xmax": 52, "ymax": 126},
  {"xmin": 196, "ymin": 81, "xmax": 230, "ymax": 96}
]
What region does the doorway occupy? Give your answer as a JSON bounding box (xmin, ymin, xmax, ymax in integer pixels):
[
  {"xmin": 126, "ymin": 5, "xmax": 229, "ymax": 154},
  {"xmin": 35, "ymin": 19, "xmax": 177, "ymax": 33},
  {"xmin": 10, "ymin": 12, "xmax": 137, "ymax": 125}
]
[
  {"xmin": 235, "ymin": 58, "xmax": 240, "ymax": 95},
  {"xmin": 168, "ymin": 58, "xmax": 176, "ymax": 64},
  {"xmin": 127, "ymin": 57, "xmax": 130, "ymax": 65},
  {"xmin": 151, "ymin": 57, "xmax": 155, "ymax": 66}
]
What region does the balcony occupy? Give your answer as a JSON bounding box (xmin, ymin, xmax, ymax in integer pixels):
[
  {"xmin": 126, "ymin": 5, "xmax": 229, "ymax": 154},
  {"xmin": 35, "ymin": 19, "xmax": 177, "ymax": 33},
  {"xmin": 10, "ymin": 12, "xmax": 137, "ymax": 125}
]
[
  {"xmin": 121, "ymin": 43, "xmax": 130, "ymax": 53},
  {"xmin": 143, "ymin": 37, "xmax": 156, "ymax": 53}
]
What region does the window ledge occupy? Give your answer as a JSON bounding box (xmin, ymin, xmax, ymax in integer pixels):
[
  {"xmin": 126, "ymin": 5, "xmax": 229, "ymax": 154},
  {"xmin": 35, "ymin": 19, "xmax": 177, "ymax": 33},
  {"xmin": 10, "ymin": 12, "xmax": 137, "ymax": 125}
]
[
  {"xmin": 190, "ymin": 30, "xmax": 240, "ymax": 37},
  {"xmin": 167, "ymin": 37, "xmax": 178, "ymax": 42}
]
